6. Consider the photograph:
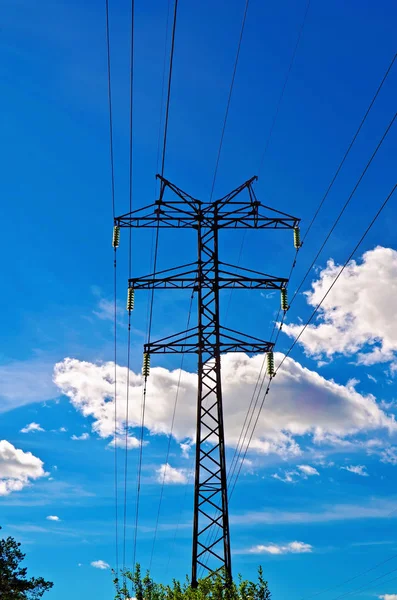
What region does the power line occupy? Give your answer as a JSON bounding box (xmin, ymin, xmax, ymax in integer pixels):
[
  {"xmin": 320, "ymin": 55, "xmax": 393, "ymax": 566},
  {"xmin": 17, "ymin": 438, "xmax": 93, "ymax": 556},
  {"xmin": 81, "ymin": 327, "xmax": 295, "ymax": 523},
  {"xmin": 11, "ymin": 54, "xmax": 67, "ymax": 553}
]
[
  {"xmin": 289, "ymin": 91, "xmax": 397, "ymax": 310},
  {"xmin": 227, "ymin": 44, "xmax": 397, "ymax": 499},
  {"xmin": 228, "ymin": 110, "xmax": 397, "ymax": 492},
  {"xmin": 105, "ymin": 0, "xmax": 119, "ymax": 575},
  {"xmin": 226, "ymin": 250, "xmax": 299, "ymax": 495},
  {"xmin": 230, "ymin": 181, "xmax": 396, "ymax": 500},
  {"xmin": 330, "ymin": 565, "xmax": 397, "ymax": 600},
  {"xmin": 228, "ymin": 59, "xmax": 397, "ymax": 508},
  {"xmin": 301, "ymin": 52, "xmax": 396, "ymax": 247},
  {"xmin": 149, "ymin": 291, "xmax": 195, "ymax": 571},
  {"xmin": 160, "ymin": 0, "xmax": 179, "ymax": 178},
  {"xmin": 209, "ymin": 0, "xmax": 250, "ymax": 201},
  {"xmin": 122, "ymin": 0, "xmax": 135, "ymax": 579},
  {"xmin": 105, "ymin": 0, "xmax": 116, "ymax": 219},
  {"xmin": 300, "ymin": 553, "xmax": 397, "ymax": 600},
  {"xmin": 278, "ymin": 181, "xmax": 396, "ymax": 371},
  {"xmin": 132, "ymin": 0, "xmax": 179, "ymax": 570},
  {"xmin": 258, "ymin": 0, "xmax": 311, "ymax": 175},
  {"xmin": 224, "ymin": 0, "xmax": 310, "ymax": 332}
]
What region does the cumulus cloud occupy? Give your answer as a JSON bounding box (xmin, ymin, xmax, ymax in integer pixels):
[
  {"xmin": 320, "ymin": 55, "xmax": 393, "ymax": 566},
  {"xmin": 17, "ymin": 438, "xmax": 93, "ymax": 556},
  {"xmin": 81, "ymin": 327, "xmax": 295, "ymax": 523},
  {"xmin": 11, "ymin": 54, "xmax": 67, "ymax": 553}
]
[
  {"xmin": 46, "ymin": 515, "xmax": 60, "ymax": 521},
  {"xmin": 379, "ymin": 595, "xmax": 397, "ymax": 600},
  {"xmin": 91, "ymin": 560, "xmax": 110, "ymax": 570},
  {"xmin": 282, "ymin": 247, "xmax": 397, "ymax": 366},
  {"xmin": 53, "ymin": 352, "xmax": 396, "ymax": 457},
  {"xmin": 272, "ymin": 464, "xmax": 319, "ymax": 483},
  {"xmin": 71, "ymin": 433, "xmax": 90, "ymax": 441},
  {"xmin": 0, "ymin": 440, "xmax": 47, "ymax": 495},
  {"xmin": 342, "ymin": 465, "xmax": 369, "ymax": 476},
  {"xmin": 381, "ymin": 447, "xmax": 397, "ymax": 465},
  {"xmin": 156, "ymin": 463, "xmax": 188, "ymax": 484},
  {"xmin": 298, "ymin": 465, "xmax": 319, "ymax": 477},
  {"xmin": 20, "ymin": 422, "xmax": 44, "ymax": 434},
  {"xmin": 108, "ymin": 436, "xmax": 140, "ymax": 449},
  {"xmin": 242, "ymin": 541, "xmax": 312, "ymax": 555}
]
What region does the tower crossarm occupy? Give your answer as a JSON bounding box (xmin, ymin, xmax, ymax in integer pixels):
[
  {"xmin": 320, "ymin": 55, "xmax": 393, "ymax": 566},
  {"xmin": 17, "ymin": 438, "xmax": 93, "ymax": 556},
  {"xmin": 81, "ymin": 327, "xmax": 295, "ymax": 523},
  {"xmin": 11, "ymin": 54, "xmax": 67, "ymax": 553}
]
[
  {"xmin": 144, "ymin": 327, "xmax": 274, "ymax": 355},
  {"xmin": 128, "ymin": 262, "xmax": 288, "ymax": 290}
]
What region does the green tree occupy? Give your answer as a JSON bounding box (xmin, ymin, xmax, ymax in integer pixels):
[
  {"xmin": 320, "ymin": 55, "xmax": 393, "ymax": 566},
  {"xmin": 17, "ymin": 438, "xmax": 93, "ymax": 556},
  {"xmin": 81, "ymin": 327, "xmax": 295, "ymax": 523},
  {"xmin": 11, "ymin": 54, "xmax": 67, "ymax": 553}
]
[
  {"xmin": 0, "ymin": 527, "xmax": 53, "ymax": 599},
  {"xmin": 114, "ymin": 564, "xmax": 271, "ymax": 600}
]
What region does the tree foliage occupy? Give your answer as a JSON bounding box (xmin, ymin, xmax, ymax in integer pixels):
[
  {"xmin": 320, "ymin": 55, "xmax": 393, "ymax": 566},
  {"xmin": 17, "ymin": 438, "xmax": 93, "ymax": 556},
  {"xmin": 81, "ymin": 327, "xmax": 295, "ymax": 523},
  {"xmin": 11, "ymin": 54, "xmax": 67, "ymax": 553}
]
[
  {"xmin": 0, "ymin": 527, "xmax": 53, "ymax": 599},
  {"xmin": 114, "ymin": 564, "xmax": 271, "ymax": 600}
]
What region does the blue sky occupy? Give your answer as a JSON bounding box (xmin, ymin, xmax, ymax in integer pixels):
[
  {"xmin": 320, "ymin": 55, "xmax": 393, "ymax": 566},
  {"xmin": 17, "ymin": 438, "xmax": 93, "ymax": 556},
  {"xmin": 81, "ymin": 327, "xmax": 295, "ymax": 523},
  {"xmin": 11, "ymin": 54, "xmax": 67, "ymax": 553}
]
[{"xmin": 0, "ymin": 0, "xmax": 397, "ymax": 599}]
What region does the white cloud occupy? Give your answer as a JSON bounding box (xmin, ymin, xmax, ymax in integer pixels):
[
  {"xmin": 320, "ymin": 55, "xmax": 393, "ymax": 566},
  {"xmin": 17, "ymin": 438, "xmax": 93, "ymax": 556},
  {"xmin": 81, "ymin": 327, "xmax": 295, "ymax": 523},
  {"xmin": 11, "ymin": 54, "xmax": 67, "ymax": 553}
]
[
  {"xmin": 46, "ymin": 515, "xmax": 60, "ymax": 521},
  {"xmin": 272, "ymin": 471, "xmax": 297, "ymax": 484},
  {"xmin": 342, "ymin": 465, "xmax": 369, "ymax": 476},
  {"xmin": 379, "ymin": 595, "xmax": 397, "ymax": 600},
  {"xmin": 71, "ymin": 433, "xmax": 90, "ymax": 441},
  {"xmin": 108, "ymin": 436, "xmax": 140, "ymax": 449},
  {"xmin": 242, "ymin": 541, "xmax": 312, "ymax": 555},
  {"xmin": 20, "ymin": 422, "xmax": 44, "ymax": 434},
  {"xmin": 59, "ymin": 427, "xmax": 67, "ymax": 433},
  {"xmin": 156, "ymin": 463, "xmax": 188, "ymax": 485},
  {"xmin": 53, "ymin": 352, "xmax": 396, "ymax": 457},
  {"xmin": 272, "ymin": 464, "xmax": 319, "ymax": 484},
  {"xmin": 0, "ymin": 440, "xmax": 47, "ymax": 496},
  {"xmin": 282, "ymin": 247, "xmax": 397, "ymax": 366},
  {"xmin": 381, "ymin": 447, "xmax": 397, "ymax": 465},
  {"xmin": 91, "ymin": 560, "xmax": 110, "ymax": 570},
  {"xmin": 297, "ymin": 465, "xmax": 319, "ymax": 477}
]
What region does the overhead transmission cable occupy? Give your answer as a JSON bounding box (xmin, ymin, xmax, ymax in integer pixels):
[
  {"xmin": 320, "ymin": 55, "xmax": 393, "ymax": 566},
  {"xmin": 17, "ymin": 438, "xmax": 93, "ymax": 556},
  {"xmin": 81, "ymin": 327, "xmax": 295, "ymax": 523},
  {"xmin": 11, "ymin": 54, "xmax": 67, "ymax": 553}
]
[
  {"xmin": 209, "ymin": 0, "xmax": 250, "ymax": 201},
  {"xmin": 289, "ymin": 57, "xmax": 397, "ymax": 308},
  {"xmin": 122, "ymin": 0, "xmax": 135, "ymax": 580},
  {"xmin": 300, "ymin": 552, "xmax": 397, "ymax": 600},
  {"xmin": 230, "ymin": 181, "xmax": 396, "ymax": 497},
  {"xmin": 228, "ymin": 104, "xmax": 397, "ymax": 499},
  {"xmin": 226, "ymin": 250, "xmax": 299, "ymax": 490},
  {"xmin": 149, "ymin": 291, "xmax": 195, "ymax": 571},
  {"xmin": 132, "ymin": 0, "xmax": 179, "ymax": 570},
  {"xmin": 224, "ymin": 0, "xmax": 311, "ymax": 325},
  {"xmin": 105, "ymin": 0, "xmax": 119, "ymax": 575},
  {"xmin": 329, "ymin": 565, "xmax": 397, "ymax": 600},
  {"xmin": 301, "ymin": 52, "xmax": 396, "ymax": 247}
]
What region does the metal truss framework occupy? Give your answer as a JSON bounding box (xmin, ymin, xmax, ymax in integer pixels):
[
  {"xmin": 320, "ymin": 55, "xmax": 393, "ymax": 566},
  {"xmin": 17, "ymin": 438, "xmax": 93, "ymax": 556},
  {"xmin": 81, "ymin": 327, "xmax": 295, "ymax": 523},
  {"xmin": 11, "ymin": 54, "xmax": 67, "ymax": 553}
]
[{"xmin": 115, "ymin": 175, "xmax": 299, "ymax": 586}]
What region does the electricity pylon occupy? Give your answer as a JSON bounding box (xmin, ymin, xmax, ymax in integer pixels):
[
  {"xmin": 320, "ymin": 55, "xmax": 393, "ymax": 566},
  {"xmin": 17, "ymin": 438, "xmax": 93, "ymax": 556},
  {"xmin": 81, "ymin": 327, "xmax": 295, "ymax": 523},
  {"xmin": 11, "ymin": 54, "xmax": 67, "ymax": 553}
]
[{"xmin": 114, "ymin": 175, "xmax": 299, "ymax": 586}]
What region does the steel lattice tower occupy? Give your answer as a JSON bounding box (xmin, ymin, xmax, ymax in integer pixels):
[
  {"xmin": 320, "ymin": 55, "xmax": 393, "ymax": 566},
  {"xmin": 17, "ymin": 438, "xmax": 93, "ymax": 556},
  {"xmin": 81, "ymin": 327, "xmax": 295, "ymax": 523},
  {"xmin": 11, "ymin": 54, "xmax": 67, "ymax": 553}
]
[{"xmin": 115, "ymin": 175, "xmax": 299, "ymax": 585}]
